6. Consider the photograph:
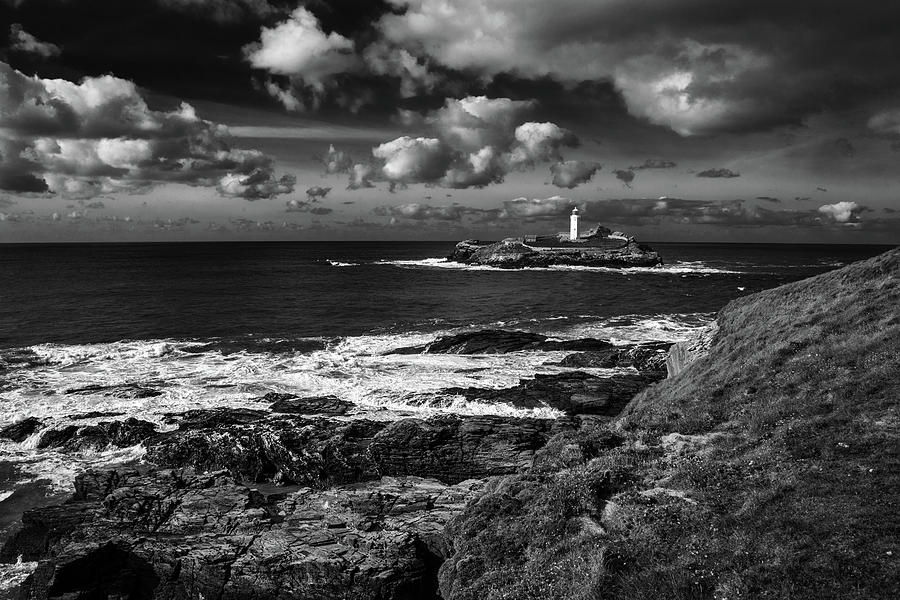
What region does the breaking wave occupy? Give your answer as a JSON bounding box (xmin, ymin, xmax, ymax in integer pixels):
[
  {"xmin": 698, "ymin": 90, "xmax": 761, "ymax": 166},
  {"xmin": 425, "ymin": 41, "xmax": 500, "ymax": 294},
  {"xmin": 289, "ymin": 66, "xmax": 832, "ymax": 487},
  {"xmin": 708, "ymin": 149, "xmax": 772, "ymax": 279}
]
[
  {"xmin": 0, "ymin": 313, "xmax": 709, "ymax": 491},
  {"xmin": 369, "ymin": 258, "xmax": 745, "ymax": 274}
]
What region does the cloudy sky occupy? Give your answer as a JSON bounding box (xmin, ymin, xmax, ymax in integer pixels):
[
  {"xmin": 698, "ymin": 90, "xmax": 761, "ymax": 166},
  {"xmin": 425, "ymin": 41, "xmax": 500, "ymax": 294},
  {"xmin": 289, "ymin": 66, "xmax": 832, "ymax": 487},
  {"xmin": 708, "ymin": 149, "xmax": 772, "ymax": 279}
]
[{"xmin": 1, "ymin": 0, "xmax": 899, "ymax": 243}]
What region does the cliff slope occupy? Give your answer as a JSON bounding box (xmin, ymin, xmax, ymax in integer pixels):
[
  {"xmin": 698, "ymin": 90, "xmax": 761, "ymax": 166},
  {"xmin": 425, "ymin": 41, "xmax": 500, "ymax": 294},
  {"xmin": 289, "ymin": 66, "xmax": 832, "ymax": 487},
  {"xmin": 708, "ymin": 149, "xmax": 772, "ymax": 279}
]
[{"xmin": 439, "ymin": 248, "xmax": 900, "ymax": 599}]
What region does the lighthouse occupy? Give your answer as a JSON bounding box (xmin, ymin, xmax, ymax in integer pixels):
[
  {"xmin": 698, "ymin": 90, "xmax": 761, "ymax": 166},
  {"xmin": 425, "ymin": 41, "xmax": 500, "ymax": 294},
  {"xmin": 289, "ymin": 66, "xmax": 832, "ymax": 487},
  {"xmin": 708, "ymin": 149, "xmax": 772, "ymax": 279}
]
[{"xmin": 569, "ymin": 206, "xmax": 579, "ymax": 241}]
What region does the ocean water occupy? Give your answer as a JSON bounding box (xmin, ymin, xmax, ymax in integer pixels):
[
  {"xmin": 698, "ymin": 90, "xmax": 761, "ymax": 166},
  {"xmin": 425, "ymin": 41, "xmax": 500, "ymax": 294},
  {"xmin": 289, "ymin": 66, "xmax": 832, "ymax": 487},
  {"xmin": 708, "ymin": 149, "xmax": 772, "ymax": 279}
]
[{"xmin": 0, "ymin": 241, "xmax": 892, "ymax": 498}]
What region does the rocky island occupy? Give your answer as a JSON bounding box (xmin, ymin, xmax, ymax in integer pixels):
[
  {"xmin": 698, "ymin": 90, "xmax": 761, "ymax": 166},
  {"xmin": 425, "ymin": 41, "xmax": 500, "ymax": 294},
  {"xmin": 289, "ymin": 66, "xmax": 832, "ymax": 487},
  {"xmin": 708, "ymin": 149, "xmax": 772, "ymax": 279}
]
[{"xmin": 449, "ymin": 208, "xmax": 662, "ymax": 268}]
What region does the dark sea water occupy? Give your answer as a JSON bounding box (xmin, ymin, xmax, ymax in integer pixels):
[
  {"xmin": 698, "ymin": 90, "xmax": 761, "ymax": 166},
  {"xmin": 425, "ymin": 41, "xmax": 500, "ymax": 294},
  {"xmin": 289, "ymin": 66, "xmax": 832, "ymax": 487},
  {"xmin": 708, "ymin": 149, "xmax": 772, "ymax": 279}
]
[
  {"xmin": 0, "ymin": 241, "xmax": 891, "ymax": 348},
  {"xmin": 0, "ymin": 241, "xmax": 893, "ymax": 545}
]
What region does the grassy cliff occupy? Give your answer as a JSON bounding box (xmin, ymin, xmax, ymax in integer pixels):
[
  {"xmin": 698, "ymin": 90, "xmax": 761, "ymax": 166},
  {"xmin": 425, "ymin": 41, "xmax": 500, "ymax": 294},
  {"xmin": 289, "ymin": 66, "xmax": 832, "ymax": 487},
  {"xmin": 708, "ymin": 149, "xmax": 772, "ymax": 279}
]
[{"xmin": 438, "ymin": 248, "xmax": 900, "ymax": 600}]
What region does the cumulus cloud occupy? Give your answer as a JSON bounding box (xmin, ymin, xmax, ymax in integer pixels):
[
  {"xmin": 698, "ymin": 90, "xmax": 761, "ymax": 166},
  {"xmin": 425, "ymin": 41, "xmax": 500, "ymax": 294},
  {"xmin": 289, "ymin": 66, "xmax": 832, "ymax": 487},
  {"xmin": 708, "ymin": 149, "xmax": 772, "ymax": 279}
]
[
  {"xmin": 317, "ymin": 144, "xmax": 353, "ymax": 174},
  {"xmin": 629, "ymin": 159, "xmax": 677, "ymax": 170},
  {"xmin": 697, "ymin": 168, "xmax": 740, "ymax": 178},
  {"xmin": 244, "ymin": 7, "xmax": 358, "ymax": 110},
  {"xmin": 358, "ymin": 96, "xmax": 577, "ymax": 189},
  {"xmin": 306, "ymin": 186, "xmax": 331, "ymax": 201},
  {"xmin": 374, "ymin": 203, "xmax": 472, "ymax": 221},
  {"xmin": 500, "ymin": 195, "xmax": 573, "ymax": 219},
  {"xmin": 613, "ymin": 169, "xmax": 635, "ymax": 188},
  {"xmin": 9, "ymin": 24, "xmax": 60, "ymax": 58},
  {"xmin": 868, "ymin": 109, "xmax": 900, "ymax": 137},
  {"xmin": 550, "ymin": 160, "xmax": 601, "ymax": 188},
  {"xmin": 347, "ymin": 163, "xmax": 376, "ymax": 189},
  {"xmin": 818, "ymin": 201, "xmax": 867, "ymax": 224},
  {"xmin": 0, "ymin": 62, "xmax": 294, "ymax": 199}
]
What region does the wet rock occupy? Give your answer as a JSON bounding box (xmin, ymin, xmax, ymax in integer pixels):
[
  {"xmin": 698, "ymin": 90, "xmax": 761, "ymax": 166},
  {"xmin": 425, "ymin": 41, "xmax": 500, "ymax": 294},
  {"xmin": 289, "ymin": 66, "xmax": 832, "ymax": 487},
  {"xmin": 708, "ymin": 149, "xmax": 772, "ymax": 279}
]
[
  {"xmin": 33, "ymin": 419, "xmax": 158, "ymax": 451},
  {"xmin": 4, "ymin": 468, "xmax": 483, "ymax": 600},
  {"xmin": 65, "ymin": 382, "xmax": 162, "ymax": 399},
  {"xmin": 448, "ymin": 238, "xmax": 662, "ymax": 268},
  {"xmin": 439, "ymin": 372, "xmax": 651, "ymax": 416},
  {"xmin": 165, "ymin": 407, "xmax": 268, "ymax": 429},
  {"xmin": 392, "ymin": 329, "xmax": 614, "ymax": 354},
  {"xmin": 269, "ymin": 395, "xmax": 355, "ymax": 416},
  {"xmin": 553, "ymin": 341, "xmax": 673, "ymax": 374},
  {"xmin": 0, "ymin": 417, "xmax": 42, "ymax": 442},
  {"xmin": 61, "ymin": 418, "xmax": 158, "ymax": 451},
  {"xmin": 36, "ymin": 425, "xmax": 80, "ymax": 449}
]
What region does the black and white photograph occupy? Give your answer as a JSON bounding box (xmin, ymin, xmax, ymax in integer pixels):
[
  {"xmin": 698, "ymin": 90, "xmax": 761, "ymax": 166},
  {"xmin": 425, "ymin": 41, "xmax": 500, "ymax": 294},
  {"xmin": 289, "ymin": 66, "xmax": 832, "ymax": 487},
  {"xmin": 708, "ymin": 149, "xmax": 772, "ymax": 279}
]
[{"xmin": 0, "ymin": 1, "xmax": 897, "ymax": 598}]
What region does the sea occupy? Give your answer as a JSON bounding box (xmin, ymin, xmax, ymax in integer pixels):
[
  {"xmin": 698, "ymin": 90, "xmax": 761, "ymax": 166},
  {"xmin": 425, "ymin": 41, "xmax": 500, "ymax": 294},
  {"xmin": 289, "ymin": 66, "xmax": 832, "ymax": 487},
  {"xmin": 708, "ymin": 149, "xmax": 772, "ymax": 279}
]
[{"xmin": 0, "ymin": 241, "xmax": 893, "ymax": 564}]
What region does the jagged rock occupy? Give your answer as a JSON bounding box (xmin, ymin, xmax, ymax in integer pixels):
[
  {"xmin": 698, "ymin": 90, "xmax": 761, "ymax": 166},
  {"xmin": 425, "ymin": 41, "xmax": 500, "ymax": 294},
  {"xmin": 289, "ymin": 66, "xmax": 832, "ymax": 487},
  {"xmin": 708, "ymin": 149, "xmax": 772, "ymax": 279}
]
[
  {"xmin": 3, "ymin": 468, "xmax": 484, "ymax": 600},
  {"xmin": 0, "ymin": 417, "xmax": 42, "ymax": 442},
  {"xmin": 369, "ymin": 415, "xmax": 574, "ymax": 483},
  {"xmin": 448, "ymin": 238, "xmax": 662, "ymax": 268},
  {"xmin": 392, "ymin": 329, "xmax": 614, "ymax": 354},
  {"xmin": 437, "ymin": 372, "xmax": 651, "ymax": 416},
  {"xmin": 666, "ymin": 322, "xmax": 719, "ymax": 377},
  {"xmin": 165, "ymin": 407, "xmax": 268, "ymax": 428},
  {"xmin": 61, "ymin": 418, "xmax": 158, "ymax": 451},
  {"xmin": 553, "ymin": 341, "xmax": 673, "ymax": 374},
  {"xmin": 269, "ymin": 395, "xmax": 355, "ymax": 416},
  {"xmin": 33, "ymin": 418, "xmax": 158, "ymax": 451},
  {"xmin": 65, "ymin": 382, "xmax": 162, "ymax": 398},
  {"xmin": 145, "ymin": 410, "xmax": 569, "ymax": 486}
]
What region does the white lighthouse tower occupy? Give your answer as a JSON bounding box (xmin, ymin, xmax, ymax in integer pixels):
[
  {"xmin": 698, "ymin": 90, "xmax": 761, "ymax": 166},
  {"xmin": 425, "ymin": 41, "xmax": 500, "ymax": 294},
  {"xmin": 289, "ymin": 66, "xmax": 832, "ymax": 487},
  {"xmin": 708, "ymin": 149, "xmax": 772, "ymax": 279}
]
[{"xmin": 569, "ymin": 207, "xmax": 580, "ymax": 241}]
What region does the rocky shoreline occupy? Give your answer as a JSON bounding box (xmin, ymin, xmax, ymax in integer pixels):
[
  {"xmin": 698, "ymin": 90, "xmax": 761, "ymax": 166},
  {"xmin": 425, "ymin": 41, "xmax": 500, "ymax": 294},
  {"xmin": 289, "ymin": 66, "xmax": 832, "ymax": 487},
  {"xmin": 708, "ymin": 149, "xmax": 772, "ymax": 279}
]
[
  {"xmin": 448, "ymin": 238, "xmax": 662, "ymax": 268},
  {"xmin": 0, "ymin": 331, "xmax": 673, "ymax": 600}
]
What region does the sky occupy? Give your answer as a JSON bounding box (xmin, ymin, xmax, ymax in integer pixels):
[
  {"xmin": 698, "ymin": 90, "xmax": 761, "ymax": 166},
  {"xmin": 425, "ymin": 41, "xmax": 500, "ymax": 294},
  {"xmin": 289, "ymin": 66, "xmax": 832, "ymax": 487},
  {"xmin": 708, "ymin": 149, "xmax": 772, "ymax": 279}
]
[{"xmin": 0, "ymin": 0, "xmax": 899, "ymax": 243}]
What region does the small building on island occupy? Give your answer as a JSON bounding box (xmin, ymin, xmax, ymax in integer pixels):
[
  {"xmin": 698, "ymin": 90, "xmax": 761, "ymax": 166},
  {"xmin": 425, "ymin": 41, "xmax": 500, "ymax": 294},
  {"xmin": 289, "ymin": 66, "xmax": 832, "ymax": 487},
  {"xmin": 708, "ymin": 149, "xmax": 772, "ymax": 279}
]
[{"xmin": 520, "ymin": 207, "xmax": 632, "ymax": 250}]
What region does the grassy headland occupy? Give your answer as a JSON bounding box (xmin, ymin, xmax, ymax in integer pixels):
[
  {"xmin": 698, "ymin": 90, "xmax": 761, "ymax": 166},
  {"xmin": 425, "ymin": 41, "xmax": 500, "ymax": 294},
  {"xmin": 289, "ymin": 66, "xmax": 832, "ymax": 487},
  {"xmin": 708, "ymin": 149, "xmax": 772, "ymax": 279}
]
[{"xmin": 438, "ymin": 248, "xmax": 899, "ymax": 600}]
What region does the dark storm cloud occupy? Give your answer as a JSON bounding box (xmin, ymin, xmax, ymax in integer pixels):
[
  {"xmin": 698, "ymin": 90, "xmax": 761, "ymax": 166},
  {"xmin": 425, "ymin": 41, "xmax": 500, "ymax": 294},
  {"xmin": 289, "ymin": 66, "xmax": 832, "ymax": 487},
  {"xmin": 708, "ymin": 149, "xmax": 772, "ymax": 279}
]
[
  {"xmin": 0, "ymin": 61, "xmax": 294, "ymax": 198},
  {"xmin": 550, "ymin": 160, "xmax": 601, "ymax": 188},
  {"xmin": 756, "ymin": 196, "xmax": 781, "ymax": 203},
  {"xmin": 697, "ymin": 168, "xmax": 740, "ymax": 178},
  {"xmin": 236, "ymin": 0, "xmax": 900, "ymax": 135}
]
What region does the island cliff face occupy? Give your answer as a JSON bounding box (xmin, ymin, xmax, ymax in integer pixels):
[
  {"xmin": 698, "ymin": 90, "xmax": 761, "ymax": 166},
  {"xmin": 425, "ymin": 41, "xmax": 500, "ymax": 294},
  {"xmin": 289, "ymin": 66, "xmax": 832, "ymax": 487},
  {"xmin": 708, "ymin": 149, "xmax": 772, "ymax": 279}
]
[{"xmin": 449, "ymin": 238, "xmax": 662, "ymax": 268}]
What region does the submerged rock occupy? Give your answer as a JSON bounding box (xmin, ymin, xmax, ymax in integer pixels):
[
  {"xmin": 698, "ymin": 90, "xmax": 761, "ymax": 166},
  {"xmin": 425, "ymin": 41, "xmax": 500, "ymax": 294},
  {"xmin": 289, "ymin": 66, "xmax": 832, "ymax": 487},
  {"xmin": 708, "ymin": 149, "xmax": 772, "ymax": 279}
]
[
  {"xmin": 269, "ymin": 395, "xmax": 355, "ymax": 416},
  {"xmin": 65, "ymin": 382, "xmax": 162, "ymax": 399},
  {"xmin": 438, "ymin": 372, "xmax": 652, "ymax": 416},
  {"xmin": 4, "ymin": 468, "xmax": 482, "ymax": 600},
  {"xmin": 449, "ymin": 238, "xmax": 662, "ymax": 268}
]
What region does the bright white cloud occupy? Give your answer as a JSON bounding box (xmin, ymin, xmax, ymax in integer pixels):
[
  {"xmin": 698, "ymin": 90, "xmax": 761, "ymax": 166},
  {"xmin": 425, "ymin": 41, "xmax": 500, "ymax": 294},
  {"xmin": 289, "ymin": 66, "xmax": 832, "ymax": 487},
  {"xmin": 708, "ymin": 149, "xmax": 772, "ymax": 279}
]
[{"xmin": 818, "ymin": 201, "xmax": 862, "ymax": 223}]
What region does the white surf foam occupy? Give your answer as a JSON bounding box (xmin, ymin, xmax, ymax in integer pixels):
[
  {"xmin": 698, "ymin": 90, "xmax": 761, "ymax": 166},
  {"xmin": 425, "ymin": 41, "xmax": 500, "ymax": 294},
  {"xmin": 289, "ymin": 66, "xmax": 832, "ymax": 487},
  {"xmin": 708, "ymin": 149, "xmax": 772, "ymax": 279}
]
[
  {"xmin": 0, "ymin": 557, "xmax": 39, "ymax": 591},
  {"xmin": 373, "ymin": 258, "xmax": 744, "ymax": 274},
  {"xmin": 325, "ymin": 259, "xmax": 359, "ymax": 267}
]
